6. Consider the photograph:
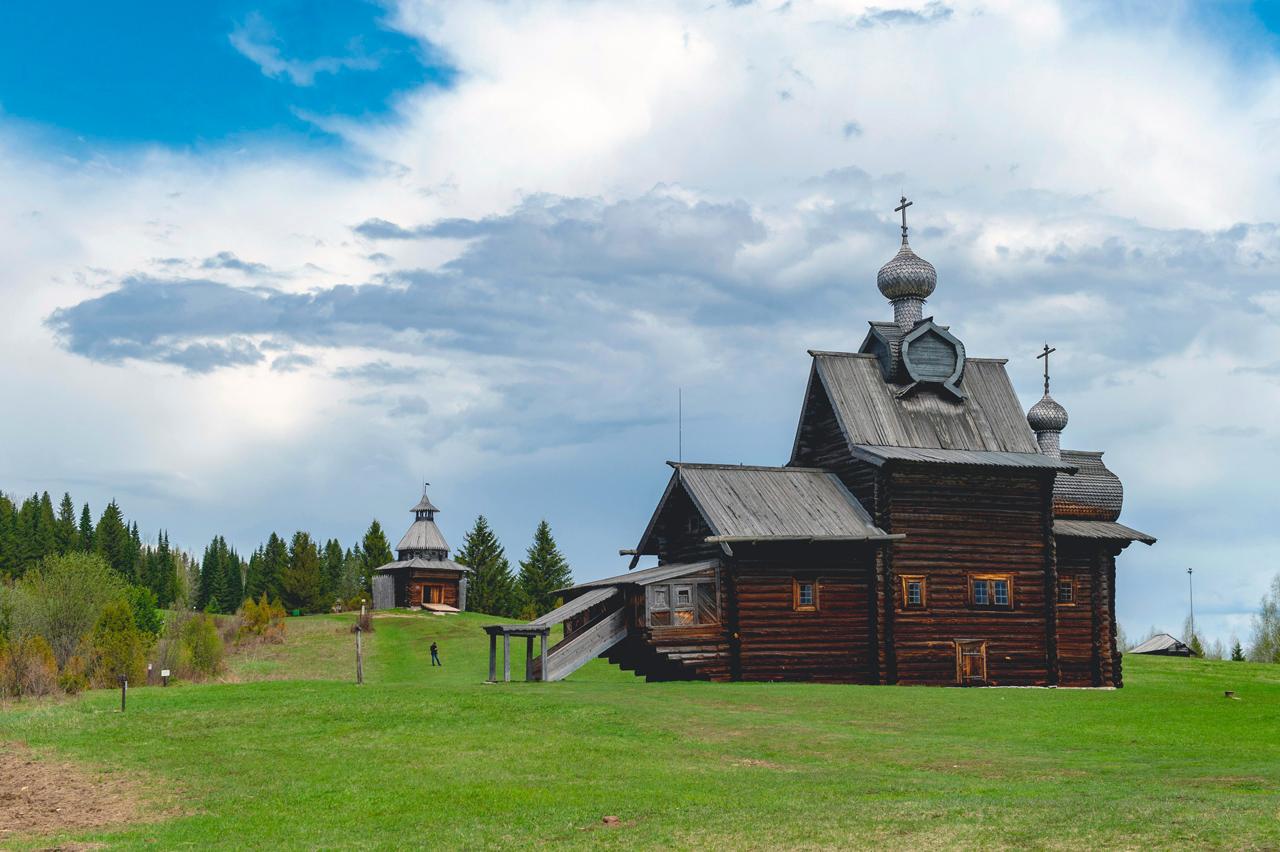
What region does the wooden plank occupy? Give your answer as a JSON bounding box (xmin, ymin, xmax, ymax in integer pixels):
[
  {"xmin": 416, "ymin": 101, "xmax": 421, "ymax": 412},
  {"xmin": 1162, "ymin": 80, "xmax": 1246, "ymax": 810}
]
[{"xmin": 544, "ymin": 610, "xmax": 627, "ymax": 682}]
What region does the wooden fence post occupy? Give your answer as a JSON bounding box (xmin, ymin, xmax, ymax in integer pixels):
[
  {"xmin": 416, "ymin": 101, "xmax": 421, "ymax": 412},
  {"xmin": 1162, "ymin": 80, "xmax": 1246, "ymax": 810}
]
[
  {"xmin": 503, "ymin": 633, "xmax": 511, "ymax": 683},
  {"xmin": 539, "ymin": 633, "xmax": 548, "ymax": 682},
  {"xmin": 356, "ymin": 625, "xmax": 364, "ymax": 685},
  {"xmin": 488, "ymin": 633, "xmax": 497, "ymax": 682}
]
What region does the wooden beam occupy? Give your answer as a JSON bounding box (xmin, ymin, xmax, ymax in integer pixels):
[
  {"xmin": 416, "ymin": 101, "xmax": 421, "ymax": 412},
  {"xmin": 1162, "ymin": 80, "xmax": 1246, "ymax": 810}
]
[
  {"xmin": 539, "ymin": 633, "xmax": 548, "ymax": 682},
  {"xmin": 502, "ymin": 633, "xmax": 511, "ymax": 683},
  {"xmin": 488, "ymin": 632, "xmax": 496, "ymax": 683},
  {"xmin": 525, "ymin": 635, "xmax": 534, "ymax": 681}
]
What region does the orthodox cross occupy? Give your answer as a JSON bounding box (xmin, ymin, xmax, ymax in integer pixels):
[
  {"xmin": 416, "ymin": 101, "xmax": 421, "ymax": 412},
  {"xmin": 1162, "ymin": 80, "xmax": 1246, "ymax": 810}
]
[
  {"xmin": 895, "ymin": 195, "xmax": 912, "ymax": 242},
  {"xmin": 1037, "ymin": 343, "xmax": 1056, "ymax": 395}
]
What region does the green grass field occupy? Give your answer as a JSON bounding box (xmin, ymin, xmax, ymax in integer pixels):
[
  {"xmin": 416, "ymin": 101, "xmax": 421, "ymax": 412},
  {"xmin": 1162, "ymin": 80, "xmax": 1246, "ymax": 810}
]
[{"xmin": 2, "ymin": 611, "xmax": 1279, "ymax": 849}]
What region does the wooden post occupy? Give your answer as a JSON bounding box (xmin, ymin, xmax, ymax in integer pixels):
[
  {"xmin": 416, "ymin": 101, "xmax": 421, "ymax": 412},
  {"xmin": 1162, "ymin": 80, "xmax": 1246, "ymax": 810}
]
[
  {"xmin": 502, "ymin": 633, "xmax": 511, "ymax": 682},
  {"xmin": 539, "ymin": 632, "xmax": 548, "ymax": 682},
  {"xmin": 355, "ymin": 625, "xmax": 364, "ymax": 685},
  {"xmin": 488, "ymin": 632, "xmax": 497, "ymax": 682},
  {"xmin": 525, "ymin": 635, "xmax": 534, "ymax": 681},
  {"xmin": 119, "ymin": 676, "xmax": 127, "ymax": 712}
]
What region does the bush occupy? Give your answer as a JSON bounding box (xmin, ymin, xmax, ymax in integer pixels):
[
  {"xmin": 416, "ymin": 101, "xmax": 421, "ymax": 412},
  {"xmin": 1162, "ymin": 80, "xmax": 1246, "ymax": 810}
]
[
  {"xmin": 125, "ymin": 585, "xmax": 164, "ymax": 639},
  {"xmin": 59, "ymin": 646, "xmax": 90, "ymax": 695},
  {"xmin": 351, "ymin": 608, "xmax": 373, "ymax": 634},
  {"xmin": 90, "ymin": 599, "xmax": 148, "ymax": 688},
  {"xmin": 238, "ymin": 594, "xmax": 286, "ymax": 644},
  {"xmin": 0, "ymin": 635, "xmax": 60, "ymax": 699},
  {"xmin": 9, "ymin": 553, "xmax": 126, "ymax": 668},
  {"xmin": 179, "ymin": 613, "xmax": 224, "ymax": 677}
]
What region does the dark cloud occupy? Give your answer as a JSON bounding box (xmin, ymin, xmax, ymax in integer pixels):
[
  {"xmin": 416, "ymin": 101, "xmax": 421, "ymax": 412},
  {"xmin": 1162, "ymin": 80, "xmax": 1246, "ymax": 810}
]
[
  {"xmin": 856, "ymin": 2, "xmax": 953, "ymax": 28},
  {"xmin": 333, "ymin": 360, "xmax": 422, "ymax": 385},
  {"xmin": 271, "ymin": 353, "xmax": 315, "ymax": 372},
  {"xmin": 201, "ymin": 251, "xmax": 273, "ymax": 275}
]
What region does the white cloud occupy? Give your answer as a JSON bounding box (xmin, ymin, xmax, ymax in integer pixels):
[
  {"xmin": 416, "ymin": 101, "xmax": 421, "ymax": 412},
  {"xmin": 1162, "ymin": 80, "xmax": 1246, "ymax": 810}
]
[{"xmin": 3, "ymin": 0, "xmax": 1280, "ymax": 648}]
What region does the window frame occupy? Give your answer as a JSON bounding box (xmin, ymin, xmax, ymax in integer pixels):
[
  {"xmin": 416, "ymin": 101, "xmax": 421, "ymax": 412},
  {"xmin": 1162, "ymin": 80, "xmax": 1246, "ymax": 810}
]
[
  {"xmin": 969, "ymin": 573, "xmax": 1014, "ymax": 610},
  {"xmin": 1056, "ymin": 576, "xmax": 1076, "ymax": 606},
  {"xmin": 792, "ymin": 577, "xmax": 820, "ymax": 613},
  {"xmin": 647, "ymin": 578, "xmax": 719, "ymax": 628},
  {"xmin": 899, "ymin": 574, "xmax": 927, "ymax": 610}
]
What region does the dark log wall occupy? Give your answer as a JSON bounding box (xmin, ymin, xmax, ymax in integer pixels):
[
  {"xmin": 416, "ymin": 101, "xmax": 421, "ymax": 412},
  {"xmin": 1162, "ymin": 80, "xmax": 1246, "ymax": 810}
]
[
  {"xmin": 652, "ymin": 484, "xmax": 724, "ymax": 565},
  {"xmin": 790, "ymin": 376, "xmax": 878, "ymax": 515},
  {"xmin": 408, "ymin": 571, "xmax": 461, "ymax": 608},
  {"xmin": 731, "ymin": 543, "xmax": 877, "ymax": 683},
  {"xmin": 1055, "ymin": 538, "xmax": 1123, "ymax": 687},
  {"xmin": 888, "ymin": 467, "xmax": 1053, "ymax": 686}
]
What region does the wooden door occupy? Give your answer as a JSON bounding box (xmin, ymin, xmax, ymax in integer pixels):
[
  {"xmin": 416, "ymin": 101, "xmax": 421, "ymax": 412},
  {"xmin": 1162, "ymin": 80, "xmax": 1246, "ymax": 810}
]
[
  {"xmin": 955, "ymin": 641, "xmax": 987, "ymax": 686},
  {"xmin": 426, "ymin": 585, "xmax": 444, "ymax": 605}
]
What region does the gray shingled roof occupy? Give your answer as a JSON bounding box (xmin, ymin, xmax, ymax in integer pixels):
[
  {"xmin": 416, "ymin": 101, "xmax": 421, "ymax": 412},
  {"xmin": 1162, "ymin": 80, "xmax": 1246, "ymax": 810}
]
[
  {"xmin": 1054, "ymin": 450, "xmax": 1123, "ymax": 521},
  {"xmin": 375, "ymin": 556, "xmax": 469, "ymax": 573},
  {"xmin": 852, "ymin": 445, "xmax": 1076, "ymax": 471},
  {"xmin": 411, "ymin": 494, "xmax": 439, "ymax": 513},
  {"xmin": 396, "ymin": 518, "xmax": 449, "ymax": 553},
  {"xmin": 562, "ymin": 560, "xmax": 719, "ymax": 594},
  {"xmin": 1053, "ymin": 519, "xmax": 1155, "ymax": 545},
  {"xmin": 1129, "ymin": 633, "xmax": 1190, "ymax": 654},
  {"xmin": 807, "ymin": 352, "xmax": 1040, "ymax": 453}
]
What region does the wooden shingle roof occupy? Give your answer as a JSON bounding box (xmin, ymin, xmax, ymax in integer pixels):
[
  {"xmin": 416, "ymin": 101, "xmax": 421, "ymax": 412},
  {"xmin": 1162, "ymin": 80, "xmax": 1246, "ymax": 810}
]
[
  {"xmin": 804, "ymin": 352, "xmax": 1040, "ymax": 453},
  {"xmin": 1055, "ymin": 450, "xmax": 1123, "ymax": 521}
]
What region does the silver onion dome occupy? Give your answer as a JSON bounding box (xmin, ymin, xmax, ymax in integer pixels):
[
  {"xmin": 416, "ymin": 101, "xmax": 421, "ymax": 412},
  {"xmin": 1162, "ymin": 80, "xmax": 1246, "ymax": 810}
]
[
  {"xmin": 876, "ymin": 240, "xmax": 937, "ymax": 302},
  {"xmin": 1027, "ymin": 393, "xmax": 1069, "ymax": 432}
]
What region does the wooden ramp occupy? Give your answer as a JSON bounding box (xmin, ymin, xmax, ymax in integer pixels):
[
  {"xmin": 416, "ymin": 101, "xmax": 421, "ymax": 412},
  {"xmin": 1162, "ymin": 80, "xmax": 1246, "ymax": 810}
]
[{"xmin": 484, "ymin": 587, "xmax": 627, "ymax": 682}]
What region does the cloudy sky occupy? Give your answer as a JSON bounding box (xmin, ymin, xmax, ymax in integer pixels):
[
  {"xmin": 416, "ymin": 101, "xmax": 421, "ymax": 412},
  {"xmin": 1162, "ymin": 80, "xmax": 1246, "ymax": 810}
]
[{"xmin": 3, "ymin": 0, "xmax": 1279, "ymax": 646}]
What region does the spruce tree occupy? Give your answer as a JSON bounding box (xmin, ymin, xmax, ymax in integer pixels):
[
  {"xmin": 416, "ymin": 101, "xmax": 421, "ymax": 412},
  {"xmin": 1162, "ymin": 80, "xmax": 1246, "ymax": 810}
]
[
  {"xmin": 261, "ymin": 532, "xmax": 289, "ymax": 602},
  {"xmin": 455, "ymin": 515, "xmax": 517, "ymax": 617},
  {"xmin": 78, "ymin": 503, "xmax": 94, "ymax": 551},
  {"xmin": 244, "ymin": 546, "xmax": 265, "ymax": 601},
  {"xmin": 94, "ymin": 500, "xmax": 136, "ymax": 581},
  {"xmin": 282, "ymin": 531, "xmax": 324, "ymax": 613},
  {"xmin": 0, "ymin": 494, "xmax": 17, "ymax": 578},
  {"xmin": 55, "ymin": 492, "xmax": 78, "ymax": 554},
  {"xmin": 198, "ymin": 536, "xmax": 231, "ymax": 612},
  {"xmin": 220, "ymin": 546, "xmax": 245, "ymax": 613},
  {"xmin": 517, "ymin": 520, "xmax": 573, "ymax": 618},
  {"xmin": 322, "ymin": 538, "xmax": 344, "ymax": 605},
  {"xmin": 360, "ymin": 520, "xmax": 393, "ymax": 593},
  {"xmin": 36, "ymin": 492, "xmax": 58, "ymax": 560},
  {"xmin": 1231, "ymin": 639, "xmax": 1245, "ymax": 662}
]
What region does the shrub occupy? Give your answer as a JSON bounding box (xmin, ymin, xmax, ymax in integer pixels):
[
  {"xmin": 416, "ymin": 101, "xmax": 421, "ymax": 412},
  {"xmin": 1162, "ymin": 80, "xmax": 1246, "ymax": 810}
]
[
  {"xmin": 238, "ymin": 594, "xmax": 286, "ymax": 644},
  {"xmin": 351, "ymin": 608, "xmax": 373, "ymax": 634},
  {"xmin": 0, "ymin": 635, "xmax": 60, "ymax": 699},
  {"xmin": 59, "ymin": 646, "xmax": 90, "ymax": 695},
  {"xmin": 90, "ymin": 599, "xmax": 148, "ymax": 688},
  {"xmin": 9, "ymin": 553, "xmax": 126, "ymax": 668},
  {"xmin": 179, "ymin": 613, "xmax": 224, "ymax": 677},
  {"xmin": 125, "ymin": 585, "xmax": 164, "ymax": 639}
]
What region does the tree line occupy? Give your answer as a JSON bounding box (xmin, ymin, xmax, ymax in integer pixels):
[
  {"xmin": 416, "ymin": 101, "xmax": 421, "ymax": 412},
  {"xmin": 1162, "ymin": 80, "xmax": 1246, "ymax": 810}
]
[{"xmin": 455, "ymin": 516, "xmax": 572, "ymax": 619}]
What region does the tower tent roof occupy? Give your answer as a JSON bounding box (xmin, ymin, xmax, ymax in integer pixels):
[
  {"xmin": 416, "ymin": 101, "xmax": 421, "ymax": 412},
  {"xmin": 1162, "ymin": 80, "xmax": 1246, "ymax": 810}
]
[
  {"xmin": 397, "ymin": 518, "xmax": 449, "ymax": 554},
  {"xmin": 411, "ymin": 494, "xmax": 439, "ymax": 513}
]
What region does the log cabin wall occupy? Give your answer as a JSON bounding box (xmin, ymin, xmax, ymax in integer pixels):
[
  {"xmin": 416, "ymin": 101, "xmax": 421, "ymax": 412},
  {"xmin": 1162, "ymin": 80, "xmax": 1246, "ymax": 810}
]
[
  {"xmin": 887, "ymin": 466, "xmax": 1054, "ymax": 686},
  {"xmin": 1053, "ymin": 539, "xmax": 1124, "ymax": 687},
  {"xmin": 790, "ymin": 374, "xmax": 878, "ymax": 515},
  {"xmin": 730, "ymin": 543, "xmax": 877, "ymax": 683},
  {"xmin": 408, "ymin": 570, "xmax": 461, "ymax": 608}
]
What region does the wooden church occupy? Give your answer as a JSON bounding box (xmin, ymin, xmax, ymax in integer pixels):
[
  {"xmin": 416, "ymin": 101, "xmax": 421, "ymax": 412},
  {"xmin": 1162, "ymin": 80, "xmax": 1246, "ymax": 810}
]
[
  {"xmin": 371, "ymin": 487, "xmax": 469, "ymax": 612},
  {"xmin": 507, "ymin": 198, "xmax": 1154, "ymax": 688}
]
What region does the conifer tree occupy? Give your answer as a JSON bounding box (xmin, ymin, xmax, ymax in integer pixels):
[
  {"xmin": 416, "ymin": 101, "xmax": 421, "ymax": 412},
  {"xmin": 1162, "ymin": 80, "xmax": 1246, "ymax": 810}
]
[
  {"xmin": 220, "ymin": 546, "xmax": 245, "ymax": 613},
  {"xmin": 517, "ymin": 520, "xmax": 573, "ymax": 618},
  {"xmin": 94, "ymin": 500, "xmax": 136, "ymax": 581},
  {"xmin": 455, "ymin": 515, "xmax": 517, "ymax": 617},
  {"xmin": 36, "ymin": 492, "xmax": 58, "ymax": 559},
  {"xmin": 322, "ymin": 538, "xmax": 344, "ymax": 605},
  {"xmin": 260, "ymin": 532, "xmax": 288, "ymax": 602},
  {"xmin": 243, "ymin": 546, "xmax": 265, "ymax": 601},
  {"xmin": 360, "ymin": 520, "xmax": 393, "ymax": 593},
  {"xmin": 78, "ymin": 503, "xmax": 94, "ymax": 551},
  {"xmin": 55, "ymin": 492, "xmax": 78, "ymax": 554},
  {"xmin": 0, "ymin": 494, "xmax": 17, "ymax": 578},
  {"xmin": 1231, "ymin": 638, "xmax": 1245, "ymax": 662},
  {"xmin": 282, "ymin": 531, "xmax": 325, "ymax": 613}
]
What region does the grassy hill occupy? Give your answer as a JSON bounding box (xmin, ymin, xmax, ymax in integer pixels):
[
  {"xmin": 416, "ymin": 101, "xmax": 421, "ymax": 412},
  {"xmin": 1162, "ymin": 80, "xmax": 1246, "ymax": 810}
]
[{"xmin": 2, "ymin": 610, "xmax": 1279, "ymax": 849}]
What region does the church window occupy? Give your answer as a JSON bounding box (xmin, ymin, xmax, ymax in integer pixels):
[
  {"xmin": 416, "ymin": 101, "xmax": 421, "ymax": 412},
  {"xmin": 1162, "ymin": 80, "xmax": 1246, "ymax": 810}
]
[
  {"xmin": 970, "ymin": 574, "xmax": 1013, "ymax": 609},
  {"xmin": 900, "ymin": 575, "xmax": 926, "ymax": 609},
  {"xmin": 1057, "ymin": 578, "xmax": 1075, "ymax": 605},
  {"xmin": 793, "ymin": 578, "xmax": 819, "ymax": 612}
]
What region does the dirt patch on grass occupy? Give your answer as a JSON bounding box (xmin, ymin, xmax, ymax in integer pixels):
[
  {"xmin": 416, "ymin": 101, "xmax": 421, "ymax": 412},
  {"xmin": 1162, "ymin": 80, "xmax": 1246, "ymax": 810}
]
[{"xmin": 0, "ymin": 743, "xmax": 148, "ymax": 840}]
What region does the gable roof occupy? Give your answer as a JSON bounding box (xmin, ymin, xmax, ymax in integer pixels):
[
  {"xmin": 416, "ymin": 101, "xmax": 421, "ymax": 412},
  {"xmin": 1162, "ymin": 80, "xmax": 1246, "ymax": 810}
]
[
  {"xmin": 1129, "ymin": 633, "xmax": 1191, "ymax": 654},
  {"xmin": 633, "ymin": 463, "xmax": 894, "ymax": 563},
  {"xmin": 798, "ymin": 351, "xmax": 1040, "ymax": 454}
]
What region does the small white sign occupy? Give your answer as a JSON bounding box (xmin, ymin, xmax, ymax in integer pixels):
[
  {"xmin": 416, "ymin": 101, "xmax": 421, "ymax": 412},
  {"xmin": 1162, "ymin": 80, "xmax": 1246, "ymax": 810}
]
[{"xmin": 161, "ymin": 669, "xmax": 171, "ymax": 678}]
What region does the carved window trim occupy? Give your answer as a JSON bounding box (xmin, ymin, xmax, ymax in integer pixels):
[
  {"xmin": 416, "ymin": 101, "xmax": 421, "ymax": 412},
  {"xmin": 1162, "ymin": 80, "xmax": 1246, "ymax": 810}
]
[
  {"xmin": 899, "ymin": 575, "xmax": 927, "ymax": 610},
  {"xmin": 792, "ymin": 577, "xmax": 819, "ymax": 612},
  {"xmin": 969, "ymin": 574, "xmax": 1014, "ymax": 609}
]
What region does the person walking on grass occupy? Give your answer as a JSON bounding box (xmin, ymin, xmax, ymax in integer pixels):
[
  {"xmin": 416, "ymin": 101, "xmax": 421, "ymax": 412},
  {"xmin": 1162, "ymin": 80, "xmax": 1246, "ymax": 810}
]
[{"xmin": 430, "ymin": 641, "xmax": 442, "ymax": 667}]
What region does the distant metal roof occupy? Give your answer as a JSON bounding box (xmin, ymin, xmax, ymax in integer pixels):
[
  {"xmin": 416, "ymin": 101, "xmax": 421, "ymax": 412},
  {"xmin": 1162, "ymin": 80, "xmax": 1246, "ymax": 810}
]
[
  {"xmin": 396, "ymin": 518, "xmax": 449, "ymax": 554},
  {"xmin": 1053, "ymin": 519, "xmax": 1155, "ymax": 545},
  {"xmin": 804, "ymin": 352, "xmax": 1040, "ymax": 453},
  {"xmin": 673, "ymin": 463, "xmax": 892, "ymax": 541},
  {"xmin": 374, "ymin": 556, "xmax": 469, "ymax": 573},
  {"xmin": 852, "ymin": 444, "xmax": 1076, "ymax": 471},
  {"xmin": 564, "ymin": 560, "xmax": 720, "ymax": 593},
  {"xmin": 1055, "ymin": 451, "xmax": 1123, "ymax": 521},
  {"xmin": 1129, "ymin": 633, "xmax": 1190, "ymax": 654}
]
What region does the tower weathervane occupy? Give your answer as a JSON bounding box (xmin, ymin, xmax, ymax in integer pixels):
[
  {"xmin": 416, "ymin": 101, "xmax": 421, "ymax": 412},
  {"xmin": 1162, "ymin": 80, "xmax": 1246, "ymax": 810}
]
[
  {"xmin": 1037, "ymin": 343, "xmax": 1056, "ymax": 395},
  {"xmin": 894, "ymin": 195, "xmax": 913, "ymax": 244}
]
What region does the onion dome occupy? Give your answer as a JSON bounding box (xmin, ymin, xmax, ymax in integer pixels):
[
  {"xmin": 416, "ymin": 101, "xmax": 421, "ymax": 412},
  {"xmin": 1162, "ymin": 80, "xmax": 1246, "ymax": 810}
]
[
  {"xmin": 877, "ymin": 239, "xmax": 937, "ymax": 302},
  {"xmin": 1027, "ymin": 393, "xmax": 1068, "ymax": 432}
]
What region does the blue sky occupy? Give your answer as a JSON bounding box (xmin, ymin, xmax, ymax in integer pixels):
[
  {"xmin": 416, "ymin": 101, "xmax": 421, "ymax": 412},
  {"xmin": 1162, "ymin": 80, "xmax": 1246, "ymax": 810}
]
[{"xmin": 3, "ymin": 0, "xmax": 1280, "ymax": 650}]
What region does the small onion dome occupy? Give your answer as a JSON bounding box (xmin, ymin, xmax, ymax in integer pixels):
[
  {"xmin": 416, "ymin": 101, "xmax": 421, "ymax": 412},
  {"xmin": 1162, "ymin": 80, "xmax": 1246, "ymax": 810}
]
[
  {"xmin": 1027, "ymin": 393, "xmax": 1069, "ymax": 432},
  {"xmin": 876, "ymin": 241, "xmax": 937, "ymax": 301}
]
